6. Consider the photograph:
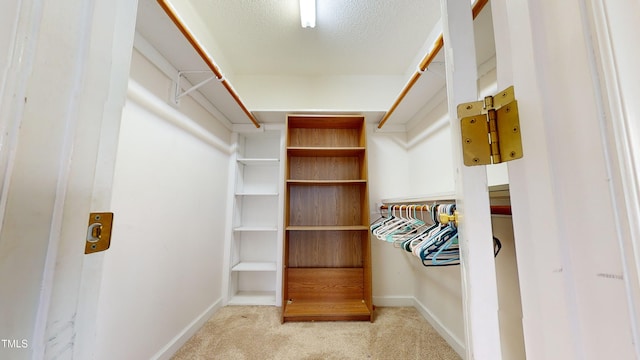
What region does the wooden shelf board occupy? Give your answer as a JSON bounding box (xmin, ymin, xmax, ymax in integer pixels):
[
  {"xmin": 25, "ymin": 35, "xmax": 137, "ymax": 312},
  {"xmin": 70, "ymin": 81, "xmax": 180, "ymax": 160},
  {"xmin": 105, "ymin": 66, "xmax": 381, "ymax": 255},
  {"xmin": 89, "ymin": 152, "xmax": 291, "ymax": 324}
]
[
  {"xmin": 231, "ymin": 262, "xmax": 277, "ymax": 272},
  {"xmin": 287, "ymin": 180, "xmax": 366, "ymax": 185},
  {"xmin": 287, "ymin": 147, "xmax": 365, "ymax": 157},
  {"xmin": 286, "ymin": 225, "xmax": 369, "ymax": 231},
  {"xmin": 228, "ymin": 291, "xmax": 276, "ymax": 306},
  {"xmin": 282, "ymin": 299, "xmax": 371, "ymax": 321},
  {"xmin": 287, "ymin": 115, "xmax": 365, "ymax": 129}
]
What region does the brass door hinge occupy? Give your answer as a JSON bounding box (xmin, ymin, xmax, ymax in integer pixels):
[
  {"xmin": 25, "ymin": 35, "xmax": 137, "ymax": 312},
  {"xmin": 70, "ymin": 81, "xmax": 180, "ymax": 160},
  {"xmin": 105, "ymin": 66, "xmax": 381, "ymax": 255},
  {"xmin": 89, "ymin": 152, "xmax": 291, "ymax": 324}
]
[{"xmin": 457, "ymin": 86, "xmax": 523, "ymax": 166}]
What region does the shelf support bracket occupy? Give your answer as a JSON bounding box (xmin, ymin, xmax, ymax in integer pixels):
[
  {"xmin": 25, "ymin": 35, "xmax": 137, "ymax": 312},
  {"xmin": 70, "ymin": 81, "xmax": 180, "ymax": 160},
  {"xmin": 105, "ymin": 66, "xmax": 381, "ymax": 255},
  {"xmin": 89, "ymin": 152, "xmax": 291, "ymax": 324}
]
[{"xmin": 173, "ymin": 70, "xmax": 217, "ymax": 105}]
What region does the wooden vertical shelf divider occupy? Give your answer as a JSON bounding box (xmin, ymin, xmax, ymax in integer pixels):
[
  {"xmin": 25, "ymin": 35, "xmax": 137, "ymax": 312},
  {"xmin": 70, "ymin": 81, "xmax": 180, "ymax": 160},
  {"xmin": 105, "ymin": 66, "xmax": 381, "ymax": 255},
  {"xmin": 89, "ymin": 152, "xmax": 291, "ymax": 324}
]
[{"xmin": 282, "ymin": 115, "xmax": 372, "ymax": 322}]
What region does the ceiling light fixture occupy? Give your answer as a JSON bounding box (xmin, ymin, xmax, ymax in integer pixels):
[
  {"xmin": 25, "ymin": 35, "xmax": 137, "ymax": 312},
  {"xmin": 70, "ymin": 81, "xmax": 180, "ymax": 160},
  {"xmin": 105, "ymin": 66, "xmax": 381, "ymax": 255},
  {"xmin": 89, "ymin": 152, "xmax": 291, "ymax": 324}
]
[{"xmin": 299, "ymin": 0, "xmax": 316, "ymax": 28}]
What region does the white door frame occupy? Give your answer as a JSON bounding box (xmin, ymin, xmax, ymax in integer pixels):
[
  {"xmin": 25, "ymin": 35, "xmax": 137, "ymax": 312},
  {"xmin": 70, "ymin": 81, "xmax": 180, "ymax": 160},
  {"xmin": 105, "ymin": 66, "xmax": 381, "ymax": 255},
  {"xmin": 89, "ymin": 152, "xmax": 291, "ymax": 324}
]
[
  {"xmin": 439, "ymin": 0, "xmax": 503, "ymax": 359},
  {"xmin": 586, "ymin": 5, "xmax": 640, "ymax": 354},
  {"xmin": 490, "ymin": 0, "xmax": 640, "ymax": 358},
  {"xmin": 0, "ymin": 0, "xmax": 137, "ymax": 359}
]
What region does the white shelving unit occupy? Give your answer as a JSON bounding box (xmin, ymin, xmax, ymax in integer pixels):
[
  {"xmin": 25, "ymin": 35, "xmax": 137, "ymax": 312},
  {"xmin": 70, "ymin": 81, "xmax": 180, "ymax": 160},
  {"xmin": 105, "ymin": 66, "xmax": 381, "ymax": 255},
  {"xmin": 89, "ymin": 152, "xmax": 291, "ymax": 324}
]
[{"xmin": 225, "ymin": 127, "xmax": 284, "ymax": 306}]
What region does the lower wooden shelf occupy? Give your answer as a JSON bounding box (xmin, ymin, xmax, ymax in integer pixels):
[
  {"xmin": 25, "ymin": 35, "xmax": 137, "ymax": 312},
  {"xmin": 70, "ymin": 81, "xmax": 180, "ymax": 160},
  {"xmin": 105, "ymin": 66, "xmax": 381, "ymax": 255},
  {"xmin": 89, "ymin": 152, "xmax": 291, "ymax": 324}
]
[
  {"xmin": 282, "ymin": 299, "xmax": 371, "ymax": 322},
  {"xmin": 281, "ymin": 267, "xmax": 372, "ymax": 322}
]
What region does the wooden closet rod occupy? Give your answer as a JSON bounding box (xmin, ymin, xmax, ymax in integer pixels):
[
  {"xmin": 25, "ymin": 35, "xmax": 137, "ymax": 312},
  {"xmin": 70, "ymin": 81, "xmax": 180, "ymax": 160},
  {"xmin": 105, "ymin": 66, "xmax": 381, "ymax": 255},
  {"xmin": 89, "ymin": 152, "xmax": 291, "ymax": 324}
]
[
  {"xmin": 380, "ymin": 204, "xmax": 511, "ymax": 216},
  {"xmin": 377, "ymin": 0, "xmax": 489, "ymax": 129},
  {"xmin": 157, "ymin": 0, "xmax": 261, "ymax": 129}
]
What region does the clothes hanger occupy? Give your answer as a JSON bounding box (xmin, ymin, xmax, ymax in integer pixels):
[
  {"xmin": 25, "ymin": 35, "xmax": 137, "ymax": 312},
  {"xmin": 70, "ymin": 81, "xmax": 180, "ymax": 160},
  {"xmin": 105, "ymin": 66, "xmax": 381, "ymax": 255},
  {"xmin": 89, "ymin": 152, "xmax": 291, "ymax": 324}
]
[
  {"xmin": 403, "ymin": 203, "xmax": 440, "ymax": 252},
  {"xmin": 370, "ymin": 205, "xmax": 392, "ymax": 233},
  {"xmin": 372, "ymin": 205, "xmax": 400, "ymax": 239},
  {"xmin": 417, "ymin": 204, "xmax": 456, "ymax": 260},
  {"xmin": 392, "ymin": 206, "xmax": 428, "ymax": 247},
  {"xmin": 375, "ymin": 205, "xmax": 414, "ymax": 241},
  {"xmin": 386, "ymin": 205, "xmax": 425, "ymax": 243},
  {"xmin": 411, "ymin": 204, "xmax": 448, "ymax": 256},
  {"xmin": 371, "ymin": 202, "xmax": 502, "ymax": 267}
]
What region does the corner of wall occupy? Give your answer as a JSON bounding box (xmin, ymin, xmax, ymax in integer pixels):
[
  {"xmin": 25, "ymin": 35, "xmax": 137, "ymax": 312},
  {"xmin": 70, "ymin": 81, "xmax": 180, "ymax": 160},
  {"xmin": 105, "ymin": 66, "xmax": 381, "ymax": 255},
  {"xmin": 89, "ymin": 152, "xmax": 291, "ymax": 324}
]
[
  {"xmin": 152, "ymin": 298, "xmax": 224, "ymax": 360},
  {"xmin": 413, "ymin": 297, "xmax": 465, "ymax": 357}
]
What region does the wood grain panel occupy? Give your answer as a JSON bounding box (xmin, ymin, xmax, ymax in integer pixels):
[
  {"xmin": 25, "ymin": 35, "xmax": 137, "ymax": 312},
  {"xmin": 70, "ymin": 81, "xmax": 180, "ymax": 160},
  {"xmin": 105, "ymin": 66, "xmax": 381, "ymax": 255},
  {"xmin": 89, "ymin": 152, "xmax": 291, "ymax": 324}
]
[
  {"xmin": 288, "ymin": 185, "xmax": 364, "ymax": 226},
  {"xmin": 286, "ymin": 268, "xmax": 364, "ymax": 301},
  {"xmin": 288, "ymin": 230, "xmax": 364, "ymax": 267},
  {"xmin": 282, "ymin": 300, "xmax": 371, "ymax": 322},
  {"xmin": 283, "ymin": 115, "xmax": 371, "ymax": 322},
  {"xmin": 288, "ymin": 127, "xmax": 361, "ymax": 147},
  {"xmin": 287, "ymin": 116, "xmax": 364, "ymax": 129},
  {"xmin": 289, "ymin": 156, "xmax": 362, "ymax": 180},
  {"xmin": 287, "ymin": 148, "xmax": 365, "ymax": 157}
]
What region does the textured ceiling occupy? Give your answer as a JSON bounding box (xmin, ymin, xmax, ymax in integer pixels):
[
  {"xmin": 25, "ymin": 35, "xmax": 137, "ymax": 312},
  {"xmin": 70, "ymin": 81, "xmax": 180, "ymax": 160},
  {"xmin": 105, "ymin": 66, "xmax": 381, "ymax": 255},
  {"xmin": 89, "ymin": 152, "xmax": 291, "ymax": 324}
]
[
  {"xmin": 134, "ymin": 0, "xmax": 496, "ymax": 126},
  {"xmin": 187, "ymin": 0, "xmax": 441, "ymax": 76}
]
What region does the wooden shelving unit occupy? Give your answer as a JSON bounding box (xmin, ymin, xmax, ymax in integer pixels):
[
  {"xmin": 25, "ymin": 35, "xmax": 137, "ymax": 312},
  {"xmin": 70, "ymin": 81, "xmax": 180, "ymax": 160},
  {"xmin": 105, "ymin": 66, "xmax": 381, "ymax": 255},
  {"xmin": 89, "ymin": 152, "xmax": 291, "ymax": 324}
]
[{"xmin": 282, "ymin": 115, "xmax": 372, "ymax": 322}]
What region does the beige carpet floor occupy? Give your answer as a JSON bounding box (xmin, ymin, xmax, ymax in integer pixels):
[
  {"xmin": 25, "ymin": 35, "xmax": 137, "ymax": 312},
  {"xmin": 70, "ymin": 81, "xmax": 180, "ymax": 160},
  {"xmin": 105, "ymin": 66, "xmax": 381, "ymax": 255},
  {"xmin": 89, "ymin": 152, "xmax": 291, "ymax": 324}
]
[{"xmin": 172, "ymin": 306, "xmax": 461, "ymax": 360}]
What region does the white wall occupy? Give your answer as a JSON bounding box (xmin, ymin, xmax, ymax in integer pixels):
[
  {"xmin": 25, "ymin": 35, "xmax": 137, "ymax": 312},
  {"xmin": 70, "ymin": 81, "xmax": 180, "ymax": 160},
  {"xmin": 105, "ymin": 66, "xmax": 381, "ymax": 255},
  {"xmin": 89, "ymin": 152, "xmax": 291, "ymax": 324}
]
[
  {"xmin": 92, "ymin": 49, "xmax": 232, "ymax": 359},
  {"xmin": 367, "ymin": 129, "xmax": 415, "ymax": 305},
  {"xmin": 372, "ymin": 65, "xmax": 523, "ymax": 358},
  {"xmin": 405, "ymin": 100, "xmax": 466, "ymax": 353},
  {"xmin": 234, "ymin": 74, "xmax": 406, "ymax": 112}
]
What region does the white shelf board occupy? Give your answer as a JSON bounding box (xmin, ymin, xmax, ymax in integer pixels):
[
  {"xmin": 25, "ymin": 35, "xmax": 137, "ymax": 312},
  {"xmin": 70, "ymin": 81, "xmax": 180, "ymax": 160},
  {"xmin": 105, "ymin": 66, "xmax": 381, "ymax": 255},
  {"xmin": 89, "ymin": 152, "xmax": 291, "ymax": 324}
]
[
  {"xmin": 234, "ymin": 192, "xmax": 279, "ymax": 196},
  {"xmin": 233, "ymin": 226, "xmax": 278, "ymax": 232},
  {"xmin": 237, "ymin": 158, "xmax": 279, "ymax": 166},
  {"xmin": 231, "ymin": 262, "xmax": 277, "ymax": 272},
  {"xmin": 227, "ymin": 291, "xmax": 276, "ymax": 306},
  {"xmin": 381, "ymin": 191, "xmax": 456, "ymax": 204},
  {"xmin": 380, "ymin": 186, "xmax": 509, "ymax": 204}
]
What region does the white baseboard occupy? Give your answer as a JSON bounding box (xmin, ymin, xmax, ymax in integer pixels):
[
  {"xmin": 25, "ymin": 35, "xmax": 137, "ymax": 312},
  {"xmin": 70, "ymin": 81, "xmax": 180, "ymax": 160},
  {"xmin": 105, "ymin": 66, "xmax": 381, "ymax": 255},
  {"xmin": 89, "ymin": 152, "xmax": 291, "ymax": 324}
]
[
  {"xmin": 412, "ymin": 297, "xmax": 466, "ymax": 358},
  {"xmin": 373, "ymin": 295, "xmax": 415, "ymax": 307},
  {"xmin": 374, "ymin": 295, "xmax": 466, "ymax": 357},
  {"xmin": 152, "ymin": 297, "xmax": 223, "ymax": 360}
]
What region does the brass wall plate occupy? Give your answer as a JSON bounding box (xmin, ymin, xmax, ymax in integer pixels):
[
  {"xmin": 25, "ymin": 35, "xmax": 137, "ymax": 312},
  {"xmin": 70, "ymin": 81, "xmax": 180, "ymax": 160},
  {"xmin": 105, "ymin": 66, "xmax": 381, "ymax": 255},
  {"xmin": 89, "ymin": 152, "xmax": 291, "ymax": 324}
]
[
  {"xmin": 85, "ymin": 212, "xmax": 114, "ymax": 254},
  {"xmin": 496, "ymin": 101, "xmax": 523, "ymax": 162},
  {"xmin": 461, "ymin": 115, "xmax": 492, "ymax": 166}
]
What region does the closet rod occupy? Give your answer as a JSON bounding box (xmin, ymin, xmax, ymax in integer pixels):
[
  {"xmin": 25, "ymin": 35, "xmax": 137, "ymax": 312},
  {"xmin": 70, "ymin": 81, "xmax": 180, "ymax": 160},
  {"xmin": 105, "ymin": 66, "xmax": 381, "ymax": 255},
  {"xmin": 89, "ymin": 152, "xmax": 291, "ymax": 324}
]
[
  {"xmin": 377, "ymin": 0, "xmax": 489, "ymax": 129},
  {"xmin": 380, "ymin": 204, "xmax": 511, "ymax": 216},
  {"xmin": 156, "ymin": 0, "xmax": 261, "ymax": 129}
]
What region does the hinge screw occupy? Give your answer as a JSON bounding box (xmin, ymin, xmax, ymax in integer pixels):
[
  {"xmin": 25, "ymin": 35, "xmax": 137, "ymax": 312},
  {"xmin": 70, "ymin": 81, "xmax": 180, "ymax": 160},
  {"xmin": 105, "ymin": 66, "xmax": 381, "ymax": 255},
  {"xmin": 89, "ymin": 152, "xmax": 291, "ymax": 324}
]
[
  {"xmin": 470, "ymin": 118, "xmax": 476, "ymax": 124},
  {"xmin": 465, "ymin": 138, "xmax": 472, "ymax": 144},
  {"xmin": 505, "ymin": 106, "xmax": 511, "ymax": 113},
  {"xmin": 512, "ymin": 127, "xmax": 518, "ymax": 133},
  {"xmin": 473, "ymin": 158, "xmax": 480, "ymax": 163},
  {"xmin": 510, "ymin": 151, "xmax": 517, "ymax": 158}
]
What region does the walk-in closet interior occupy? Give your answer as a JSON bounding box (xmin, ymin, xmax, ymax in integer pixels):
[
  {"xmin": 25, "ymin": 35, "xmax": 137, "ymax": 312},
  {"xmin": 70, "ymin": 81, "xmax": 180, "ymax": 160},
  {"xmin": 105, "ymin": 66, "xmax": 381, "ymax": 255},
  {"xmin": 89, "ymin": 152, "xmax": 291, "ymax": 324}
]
[
  {"xmin": 103, "ymin": 0, "xmax": 524, "ymax": 358},
  {"xmin": 6, "ymin": 0, "xmax": 639, "ymax": 359}
]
